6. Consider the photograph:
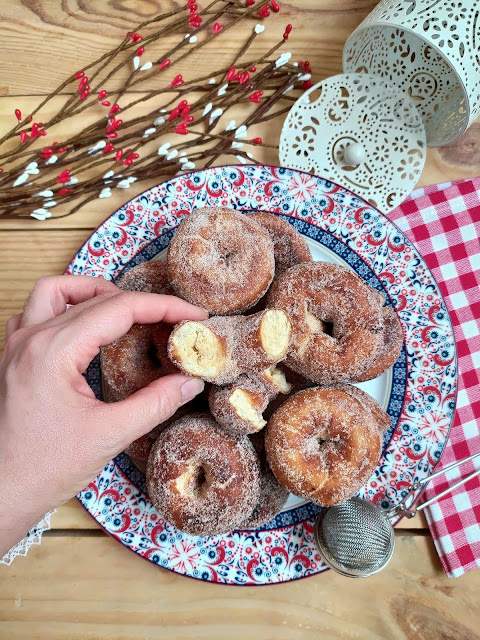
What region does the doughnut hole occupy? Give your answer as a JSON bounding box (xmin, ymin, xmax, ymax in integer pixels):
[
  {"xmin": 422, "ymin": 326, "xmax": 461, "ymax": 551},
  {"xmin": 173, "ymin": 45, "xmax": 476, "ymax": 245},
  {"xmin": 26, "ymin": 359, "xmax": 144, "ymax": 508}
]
[
  {"xmin": 305, "ymin": 310, "xmax": 325, "ymax": 334},
  {"xmin": 169, "ymin": 321, "xmax": 226, "ymax": 380},
  {"xmin": 228, "ymin": 389, "xmax": 266, "ymax": 431},
  {"xmin": 147, "ymin": 342, "xmax": 162, "ymax": 368},
  {"xmin": 259, "ymin": 310, "xmax": 291, "ymax": 361},
  {"xmin": 176, "ymin": 463, "xmax": 212, "ymax": 498},
  {"xmin": 214, "ymin": 241, "xmax": 238, "ymax": 271}
]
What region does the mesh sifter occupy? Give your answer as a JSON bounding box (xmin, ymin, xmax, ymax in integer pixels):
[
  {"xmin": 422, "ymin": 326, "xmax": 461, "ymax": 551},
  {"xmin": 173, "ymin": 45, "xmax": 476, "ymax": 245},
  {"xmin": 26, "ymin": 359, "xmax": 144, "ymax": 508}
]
[{"xmin": 314, "ymin": 451, "xmax": 480, "ymax": 578}]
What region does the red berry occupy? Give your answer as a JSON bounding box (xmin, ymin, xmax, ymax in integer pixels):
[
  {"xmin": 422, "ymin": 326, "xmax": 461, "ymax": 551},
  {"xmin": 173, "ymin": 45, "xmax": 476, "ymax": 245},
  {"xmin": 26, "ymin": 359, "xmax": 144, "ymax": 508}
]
[
  {"xmin": 57, "ymin": 169, "xmax": 71, "ymax": 183},
  {"xmin": 170, "ymin": 75, "xmax": 184, "ymax": 87},
  {"xmin": 78, "ymin": 76, "xmax": 89, "ymax": 90},
  {"xmin": 248, "ymin": 90, "xmax": 263, "ymax": 103},
  {"xmin": 14, "ymin": 109, "xmax": 22, "ymax": 122},
  {"xmin": 174, "ymin": 123, "xmax": 189, "ymax": 135}
]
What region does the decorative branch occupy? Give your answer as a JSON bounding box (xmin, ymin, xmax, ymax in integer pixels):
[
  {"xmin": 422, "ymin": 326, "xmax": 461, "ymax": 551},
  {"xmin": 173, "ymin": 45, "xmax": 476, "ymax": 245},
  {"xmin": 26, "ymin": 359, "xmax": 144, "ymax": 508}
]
[{"xmin": 0, "ymin": 0, "xmax": 313, "ymax": 220}]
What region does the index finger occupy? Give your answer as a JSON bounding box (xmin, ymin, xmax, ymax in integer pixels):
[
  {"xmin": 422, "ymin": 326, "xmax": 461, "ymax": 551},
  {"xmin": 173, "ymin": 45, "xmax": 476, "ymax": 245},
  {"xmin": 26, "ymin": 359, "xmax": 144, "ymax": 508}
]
[
  {"xmin": 22, "ymin": 275, "xmax": 118, "ymax": 327},
  {"xmin": 57, "ymin": 291, "xmax": 208, "ymax": 372}
]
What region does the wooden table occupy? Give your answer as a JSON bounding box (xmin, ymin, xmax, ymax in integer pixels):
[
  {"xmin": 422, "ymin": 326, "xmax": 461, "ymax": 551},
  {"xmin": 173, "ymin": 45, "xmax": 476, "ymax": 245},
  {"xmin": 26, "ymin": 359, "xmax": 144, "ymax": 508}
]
[{"xmin": 1, "ymin": 2, "xmax": 479, "ymax": 638}]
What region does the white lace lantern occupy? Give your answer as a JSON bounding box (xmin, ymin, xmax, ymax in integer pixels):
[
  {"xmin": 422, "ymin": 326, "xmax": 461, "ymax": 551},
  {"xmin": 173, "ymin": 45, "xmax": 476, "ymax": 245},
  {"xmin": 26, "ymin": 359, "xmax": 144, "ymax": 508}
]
[
  {"xmin": 344, "ymin": 0, "xmax": 480, "ymax": 146},
  {"xmin": 280, "ymin": 0, "xmax": 480, "ymax": 212}
]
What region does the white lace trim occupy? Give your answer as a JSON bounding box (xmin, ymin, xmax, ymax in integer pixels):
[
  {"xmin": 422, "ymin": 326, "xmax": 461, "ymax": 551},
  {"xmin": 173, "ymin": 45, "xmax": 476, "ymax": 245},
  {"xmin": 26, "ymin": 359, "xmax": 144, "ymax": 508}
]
[{"xmin": 1, "ymin": 509, "xmax": 56, "ymax": 565}]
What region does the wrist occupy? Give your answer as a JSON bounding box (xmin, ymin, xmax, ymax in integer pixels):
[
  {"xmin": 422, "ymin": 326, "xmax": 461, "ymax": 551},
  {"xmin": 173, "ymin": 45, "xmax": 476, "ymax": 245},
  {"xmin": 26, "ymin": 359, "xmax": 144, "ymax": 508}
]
[{"xmin": 0, "ymin": 456, "xmax": 56, "ymax": 557}]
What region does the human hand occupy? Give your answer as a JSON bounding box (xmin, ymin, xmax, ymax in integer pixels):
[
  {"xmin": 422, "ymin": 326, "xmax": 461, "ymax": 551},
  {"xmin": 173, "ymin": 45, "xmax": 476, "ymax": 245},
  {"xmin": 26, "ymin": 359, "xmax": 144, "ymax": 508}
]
[{"xmin": 0, "ymin": 275, "xmax": 207, "ymax": 555}]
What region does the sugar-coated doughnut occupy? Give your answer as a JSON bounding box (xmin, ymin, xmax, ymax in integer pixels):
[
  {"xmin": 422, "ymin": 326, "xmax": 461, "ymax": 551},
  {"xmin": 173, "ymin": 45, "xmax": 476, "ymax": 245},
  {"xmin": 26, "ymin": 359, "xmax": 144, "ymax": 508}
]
[
  {"xmin": 334, "ymin": 384, "xmax": 391, "ymax": 433},
  {"xmin": 265, "ymin": 387, "xmax": 382, "ymax": 506},
  {"xmin": 208, "ymin": 365, "xmax": 292, "ymax": 436},
  {"xmin": 168, "ymin": 309, "xmax": 292, "ymax": 384},
  {"xmin": 263, "ymin": 365, "xmax": 310, "ymax": 421},
  {"xmin": 239, "ymin": 432, "xmax": 289, "ymax": 529},
  {"xmin": 146, "ymin": 414, "xmax": 261, "ymax": 536},
  {"xmin": 351, "ymin": 306, "xmax": 403, "ymax": 382},
  {"xmin": 125, "ymin": 402, "xmax": 196, "ymax": 471},
  {"xmin": 101, "ymin": 322, "xmax": 178, "ymax": 402},
  {"xmin": 267, "ymin": 262, "xmax": 384, "ymax": 383},
  {"xmin": 248, "ymin": 212, "xmax": 312, "ymax": 279},
  {"xmin": 167, "ymin": 207, "xmax": 275, "ymax": 314},
  {"xmin": 117, "ymin": 260, "xmax": 174, "ymax": 294},
  {"xmin": 102, "ymin": 258, "xmax": 178, "ymax": 401}
]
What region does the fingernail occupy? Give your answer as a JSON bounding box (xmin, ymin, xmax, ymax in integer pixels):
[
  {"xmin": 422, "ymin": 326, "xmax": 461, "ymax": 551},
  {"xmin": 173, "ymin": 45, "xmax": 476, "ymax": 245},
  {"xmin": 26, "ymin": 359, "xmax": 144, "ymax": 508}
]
[{"xmin": 181, "ymin": 378, "xmax": 204, "ymax": 403}]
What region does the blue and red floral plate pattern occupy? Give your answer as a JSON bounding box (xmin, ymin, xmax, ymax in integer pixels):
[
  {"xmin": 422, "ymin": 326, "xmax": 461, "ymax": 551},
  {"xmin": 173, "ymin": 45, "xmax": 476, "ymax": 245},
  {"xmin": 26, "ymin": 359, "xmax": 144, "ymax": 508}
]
[{"xmin": 66, "ymin": 165, "xmax": 456, "ymax": 585}]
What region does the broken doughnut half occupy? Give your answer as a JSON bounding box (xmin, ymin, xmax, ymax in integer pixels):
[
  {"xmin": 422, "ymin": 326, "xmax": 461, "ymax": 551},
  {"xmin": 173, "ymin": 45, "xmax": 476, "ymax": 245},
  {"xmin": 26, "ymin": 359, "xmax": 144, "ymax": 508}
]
[
  {"xmin": 209, "ymin": 365, "xmax": 293, "ymax": 435},
  {"xmin": 167, "ymin": 309, "xmax": 292, "ymax": 384}
]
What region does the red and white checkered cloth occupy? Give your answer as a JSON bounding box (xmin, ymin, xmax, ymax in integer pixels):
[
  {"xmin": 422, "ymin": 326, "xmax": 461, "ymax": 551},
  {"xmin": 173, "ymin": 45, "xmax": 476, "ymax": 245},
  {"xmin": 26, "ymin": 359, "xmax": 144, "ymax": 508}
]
[{"xmin": 388, "ymin": 177, "xmax": 480, "ymax": 577}]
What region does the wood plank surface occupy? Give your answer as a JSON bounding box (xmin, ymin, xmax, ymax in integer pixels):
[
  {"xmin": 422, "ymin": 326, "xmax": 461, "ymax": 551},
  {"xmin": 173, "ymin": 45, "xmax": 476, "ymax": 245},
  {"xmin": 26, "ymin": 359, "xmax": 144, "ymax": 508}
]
[
  {"xmin": 1, "ymin": 535, "xmax": 479, "ymax": 640},
  {"xmin": 0, "ymin": 1, "xmax": 363, "ymax": 97}
]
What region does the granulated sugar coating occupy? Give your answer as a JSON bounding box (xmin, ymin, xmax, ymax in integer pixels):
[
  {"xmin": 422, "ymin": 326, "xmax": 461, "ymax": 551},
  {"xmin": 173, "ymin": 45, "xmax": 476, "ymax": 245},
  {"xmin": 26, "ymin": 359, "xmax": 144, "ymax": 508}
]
[
  {"xmin": 209, "ymin": 365, "xmax": 295, "ymax": 436},
  {"xmin": 167, "ymin": 207, "xmax": 275, "ymax": 314},
  {"xmin": 248, "ymin": 212, "xmax": 312, "ymax": 279},
  {"xmin": 265, "ymin": 387, "xmax": 382, "ymax": 507},
  {"xmin": 263, "ymin": 364, "xmax": 310, "ymax": 420},
  {"xmin": 125, "ymin": 402, "xmax": 195, "ymax": 462},
  {"xmin": 117, "ymin": 260, "xmax": 174, "ymax": 294},
  {"xmin": 146, "ymin": 414, "xmax": 261, "ymax": 536},
  {"xmin": 209, "ymin": 373, "xmax": 270, "ymax": 435},
  {"xmin": 267, "ymin": 261, "xmax": 385, "ymax": 383},
  {"xmin": 100, "ymin": 322, "xmax": 178, "ymax": 402},
  {"xmin": 101, "ymin": 258, "xmax": 178, "ymax": 402},
  {"xmin": 334, "ymin": 383, "xmax": 391, "ymax": 433},
  {"xmin": 352, "ymin": 305, "xmax": 404, "ymax": 382},
  {"xmin": 168, "ymin": 310, "xmax": 292, "ymax": 385},
  {"xmin": 239, "ymin": 431, "xmax": 289, "ymax": 529}
]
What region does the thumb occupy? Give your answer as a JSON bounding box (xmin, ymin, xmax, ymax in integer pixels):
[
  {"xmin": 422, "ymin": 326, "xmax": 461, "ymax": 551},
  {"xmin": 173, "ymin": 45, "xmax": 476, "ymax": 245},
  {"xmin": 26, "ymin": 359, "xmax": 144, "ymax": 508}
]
[{"xmin": 106, "ymin": 374, "xmax": 204, "ymax": 449}]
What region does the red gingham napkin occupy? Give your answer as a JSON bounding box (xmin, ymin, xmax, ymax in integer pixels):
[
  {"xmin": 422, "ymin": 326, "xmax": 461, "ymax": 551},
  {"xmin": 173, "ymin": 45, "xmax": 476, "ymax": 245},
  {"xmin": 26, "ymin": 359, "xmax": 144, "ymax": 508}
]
[{"xmin": 388, "ymin": 177, "xmax": 480, "ymax": 577}]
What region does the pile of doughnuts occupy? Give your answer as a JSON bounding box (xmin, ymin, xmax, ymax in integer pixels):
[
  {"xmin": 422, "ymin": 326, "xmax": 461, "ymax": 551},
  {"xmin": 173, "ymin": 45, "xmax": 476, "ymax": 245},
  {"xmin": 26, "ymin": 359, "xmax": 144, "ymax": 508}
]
[{"xmin": 101, "ymin": 206, "xmax": 403, "ymax": 536}]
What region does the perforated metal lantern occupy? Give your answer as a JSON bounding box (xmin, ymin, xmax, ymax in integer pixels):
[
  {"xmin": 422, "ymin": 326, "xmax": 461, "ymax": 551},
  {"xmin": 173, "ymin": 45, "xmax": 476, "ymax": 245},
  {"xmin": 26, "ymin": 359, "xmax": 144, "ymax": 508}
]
[
  {"xmin": 343, "ymin": 0, "xmax": 480, "ymax": 147},
  {"xmin": 279, "ymin": 73, "xmax": 426, "ymax": 212}
]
